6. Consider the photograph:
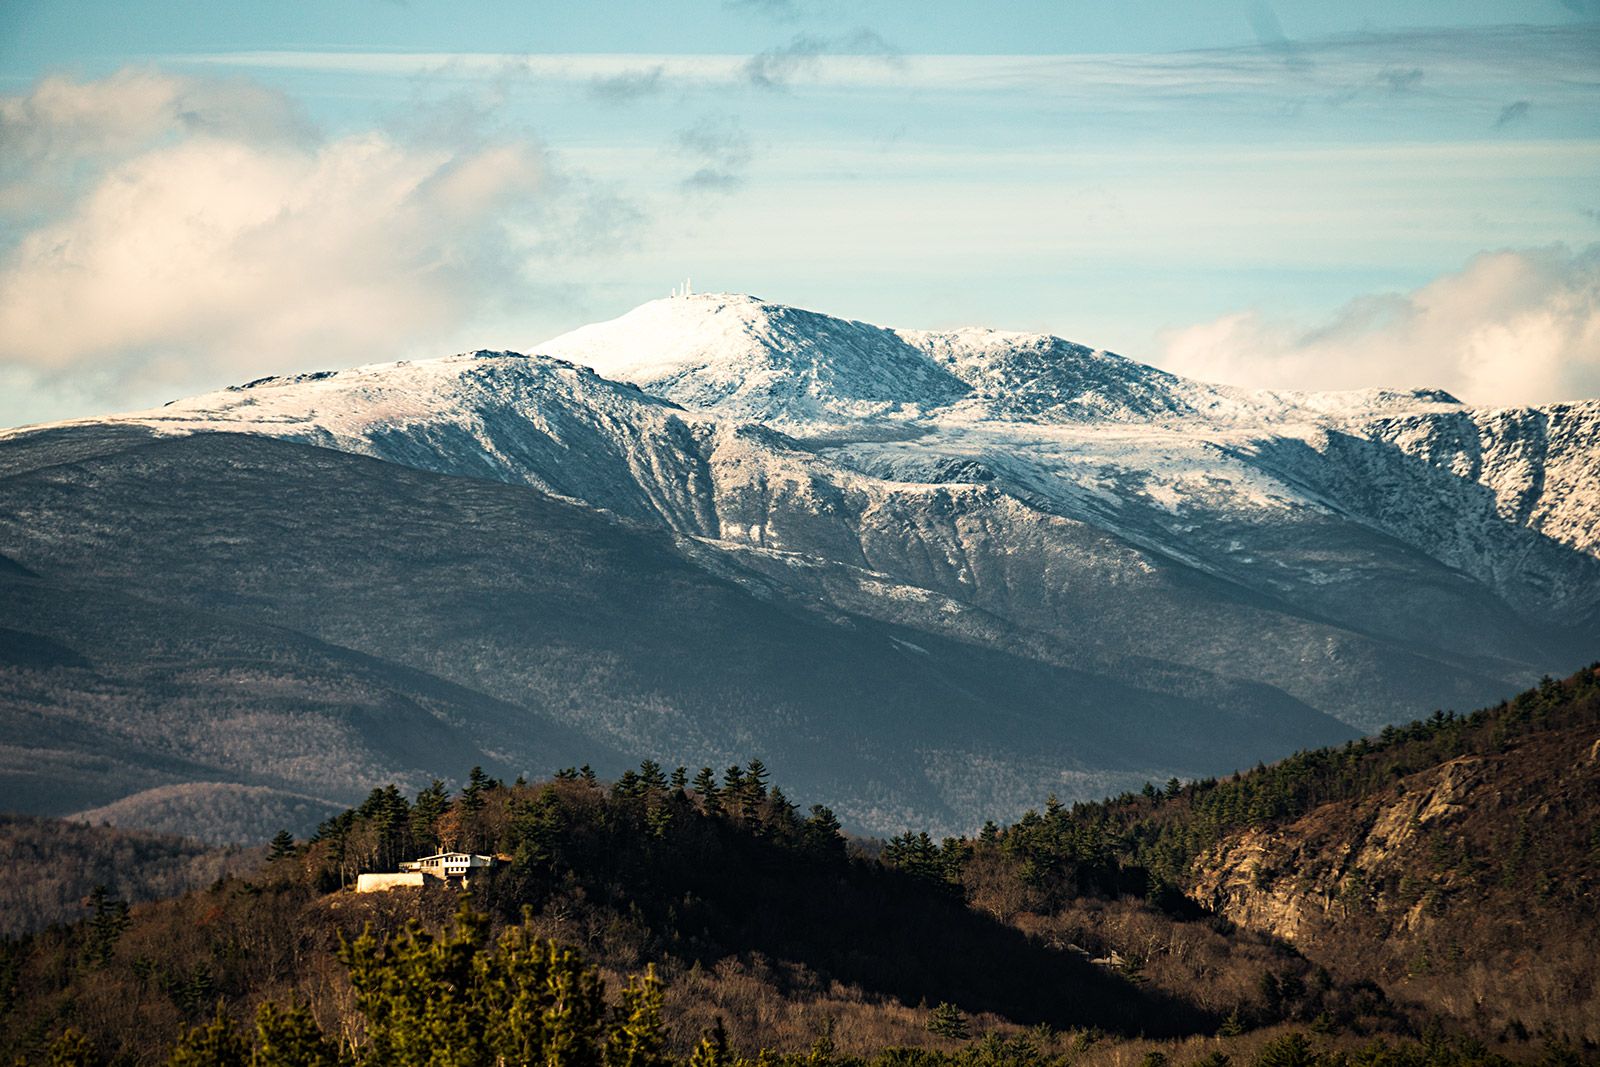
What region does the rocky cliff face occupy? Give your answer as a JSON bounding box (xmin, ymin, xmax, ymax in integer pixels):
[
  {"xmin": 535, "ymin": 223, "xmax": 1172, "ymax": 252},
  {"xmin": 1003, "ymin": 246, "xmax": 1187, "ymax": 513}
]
[{"xmin": 1186, "ymin": 705, "xmax": 1600, "ymax": 1034}]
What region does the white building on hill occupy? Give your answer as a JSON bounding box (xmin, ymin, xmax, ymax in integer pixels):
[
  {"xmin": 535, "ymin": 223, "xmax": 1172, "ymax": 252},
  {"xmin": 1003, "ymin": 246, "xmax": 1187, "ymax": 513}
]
[
  {"xmin": 401, "ymin": 851, "xmax": 498, "ymax": 880},
  {"xmin": 354, "ymin": 851, "xmax": 499, "ymax": 893}
]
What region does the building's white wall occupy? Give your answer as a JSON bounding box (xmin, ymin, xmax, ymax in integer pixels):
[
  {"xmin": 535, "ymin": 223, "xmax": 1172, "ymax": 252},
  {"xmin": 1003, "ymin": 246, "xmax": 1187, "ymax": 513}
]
[{"xmin": 355, "ymin": 871, "xmax": 427, "ymax": 893}]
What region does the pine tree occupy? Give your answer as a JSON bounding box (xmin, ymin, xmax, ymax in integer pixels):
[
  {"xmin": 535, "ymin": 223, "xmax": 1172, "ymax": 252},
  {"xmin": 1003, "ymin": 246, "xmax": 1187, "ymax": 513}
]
[
  {"xmin": 340, "ymin": 902, "xmax": 492, "ymax": 1067},
  {"xmin": 722, "ymin": 766, "xmax": 747, "ymax": 816},
  {"xmin": 803, "ymin": 805, "xmax": 844, "ymax": 855},
  {"xmin": 412, "ymin": 780, "xmax": 449, "ymax": 849},
  {"xmin": 670, "ymin": 766, "xmax": 689, "ymax": 792},
  {"xmin": 688, "ymin": 1020, "xmax": 734, "ymax": 1067},
  {"xmin": 461, "ymin": 766, "xmax": 492, "ymax": 815},
  {"xmin": 166, "ymin": 1010, "xmax": 247, "ymax": 1067},
  {"xmin": 692, "ymin": 767, "xmax": 721, "ymax": 813},
  {"xmin": 46, "ymin": 1028, "xmax": 99, "ymax": 1067},
  {"xmin": 926, "ymin": 1002, "xmax": 968, "ymax": 1040},
  {"xmin": 82, "ymin": 885, "xmax": 130, "ymax": 968},
  {"xmin": 267, "ymin": 830, "xmax": 296, "ymax": 862},
  {"xmin": 637, "ymin": 760, "xmax": 668, "ymax": 792},
  {"xmin": 482, "ymin": 926, "xmax": 607, "ymax": 1067},
  {"xmin": 253, "ymin": 1002, "xmax": 341, "ymax": 1067},
  {"xmin": 1254, "ymin": 1032, "xmax": 1317, "ymax": 1067},
  {"xmin": 605, "ymin": 967, "xmax": 668, "ymax": 1067},
  {"xmin": 745, "ymin": 759, "xmax": 769, "ymax": 799}
]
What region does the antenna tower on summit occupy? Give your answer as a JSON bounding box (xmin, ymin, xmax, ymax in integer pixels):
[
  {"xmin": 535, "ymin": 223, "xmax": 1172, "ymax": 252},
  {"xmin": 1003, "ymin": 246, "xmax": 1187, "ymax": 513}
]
[{"xmin": 671, "ymin": 277, "xmax": 693, "ymax": 298}]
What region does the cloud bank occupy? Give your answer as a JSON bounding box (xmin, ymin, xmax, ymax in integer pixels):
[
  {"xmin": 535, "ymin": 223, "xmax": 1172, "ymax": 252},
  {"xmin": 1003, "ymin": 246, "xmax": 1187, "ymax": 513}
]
[
  {"xmin": 0, "ymin": 68, "xmax": 603, "ymax": 413},
  {"xmin": 1155, "ymin": 245, "xmax": 1600, "ymax": 407}
]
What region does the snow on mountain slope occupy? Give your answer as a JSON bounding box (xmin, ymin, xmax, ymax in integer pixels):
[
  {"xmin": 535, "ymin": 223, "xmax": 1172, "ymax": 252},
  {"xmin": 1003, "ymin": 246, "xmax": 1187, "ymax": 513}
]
[
  {"xmin": 539, "ymin": 293, "xmax": 972, "ymax": 427},
  {"xmin": 7, "ymin": 293, "xmax": 1597, "ymax": 743},
  {"xmin": 536, "ymin": 294, "xmax": 1599, "ymax": 627},
  {"xmin": 24, "ymin": 351, "xmax": 737, "ymax": 534}
]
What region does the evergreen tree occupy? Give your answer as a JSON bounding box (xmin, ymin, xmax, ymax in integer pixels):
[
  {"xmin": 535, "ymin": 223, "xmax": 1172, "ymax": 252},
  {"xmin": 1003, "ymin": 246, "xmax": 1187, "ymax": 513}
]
[
  {"xmin": 637, "ymin": 760, "xmax": 669, "ymax": 792},
  {"xmin": 926, "ymin": 1002, "xmax": 968, "ymax": 1040},
  {"xmin": 692, "ymin": 767, "xmax": 721, "ymax": 813},
  {"xmin": 46, "ymin": 1028, "xmax": 99, "ymax": 1067},
  {"xmin": 412, "ymin": 780, "xmax": 450, "ymax": 848},
  {"xmin": 340, "ymin": 904, "xmax": 492, "ymax": 1067},
  {"xmin": 82, "ymin": 886, "xmax": 130, "ymax": 968},
  {"xmin": 461, "ymin": 766, "xmax": 492, "ymax": 815},
  {"xmin": 670, "ymin": 766, "xmax": 689, "ymax": 792},
  {"xmin": 267, "ymin": 830, "xmax": 296, "ymax": 862},
  {"xmin": 1254, "ymin": 1033, "xmax": 1317, "ymax": 1067},
  {"xmin": 253, "ymin": 1002, "xmax": 342, "ymax": 1067},
  {"xmin": 339, "ymin": 902, "xmax": 638, "ymax": 1067},
  {"xmin": 481, "ymin": 924, "xmax": 607, "ymax": 1067},
  {"xmin": 745, "ymin": 759, "xmax": 770, "ymax": 799},
  {"xmin": 803, "ymin": 805, "xmax": 844, "ymax": 855},
  {"xmin": 722, "ymin": 766, "xmax": 747, "ymax": 816},
  {"xmin": 605, "ymin": 967, "xmax": 668, "ymax": 1067},
  {"xmin": 166, "ymin": 1010, "xmax": 247, "ymax": 1067},
  {"xmin": 687, "ymin": 1020, "xmax": 734, "ymax": 1067}
]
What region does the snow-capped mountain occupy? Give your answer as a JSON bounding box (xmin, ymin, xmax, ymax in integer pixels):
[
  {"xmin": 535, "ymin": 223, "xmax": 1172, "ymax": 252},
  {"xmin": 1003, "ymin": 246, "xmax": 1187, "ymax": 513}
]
[{"xmin": 2, "ymin": 293, "xmax": 1595, "ymax": 839}]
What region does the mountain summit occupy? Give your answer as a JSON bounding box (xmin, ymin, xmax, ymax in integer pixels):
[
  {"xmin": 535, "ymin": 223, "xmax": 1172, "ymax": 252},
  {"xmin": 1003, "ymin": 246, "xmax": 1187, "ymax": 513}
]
[
  {"xmin": 1, "ymin": 294, "xmax": 1595, "ymax": 840},
  {"xmin": 537, "ymin": 292, "xmax": 974, "ymax": 426}
]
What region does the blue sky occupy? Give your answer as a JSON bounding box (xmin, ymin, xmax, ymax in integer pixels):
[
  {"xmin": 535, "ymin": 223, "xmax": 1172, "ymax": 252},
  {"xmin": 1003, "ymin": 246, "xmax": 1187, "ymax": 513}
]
[{"xmin": 1, "ymin": 1, "xmax": 1597, "ymax": 425}]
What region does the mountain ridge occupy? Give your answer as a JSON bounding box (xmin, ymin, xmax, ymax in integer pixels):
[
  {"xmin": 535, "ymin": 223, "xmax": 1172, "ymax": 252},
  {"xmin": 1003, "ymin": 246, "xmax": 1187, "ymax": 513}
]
[{"xmin": 0, "ymin": 293, "xmax": 1595, "ymax": 840}]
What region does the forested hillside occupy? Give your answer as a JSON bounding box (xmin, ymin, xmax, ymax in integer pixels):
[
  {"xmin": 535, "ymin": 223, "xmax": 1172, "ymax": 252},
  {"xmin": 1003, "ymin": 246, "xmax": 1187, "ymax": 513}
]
[
  {"xmin": 0, "ymin": 816, "xmax": 252, "ymax": 937},
  {"xmin": 2, "ymin": 672, "xmax": 1596, "ymax": 1065}
]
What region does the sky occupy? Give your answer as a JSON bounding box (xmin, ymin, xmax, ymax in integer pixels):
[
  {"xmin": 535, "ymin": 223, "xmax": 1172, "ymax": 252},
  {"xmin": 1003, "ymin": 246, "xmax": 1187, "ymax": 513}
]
[{"xmin": 1, "ymin": 1, "xmax": 1597, "ymax": 427}]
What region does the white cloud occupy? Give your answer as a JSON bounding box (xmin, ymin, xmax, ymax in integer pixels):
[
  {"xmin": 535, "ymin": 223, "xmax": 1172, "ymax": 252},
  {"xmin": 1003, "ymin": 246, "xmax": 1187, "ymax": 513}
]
[
  {"xmin": 0, "ymin": 69, "xmax": 615, "ymax": 416},
  {"xmin": 1155, "ymin": 245, "xmax": 1600, "ymax": 406}
]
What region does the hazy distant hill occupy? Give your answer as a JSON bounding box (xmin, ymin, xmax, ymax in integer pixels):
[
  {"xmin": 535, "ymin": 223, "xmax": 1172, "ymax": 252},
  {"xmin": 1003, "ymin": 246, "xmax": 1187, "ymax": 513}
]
[{"xmin": 0, "ymin": 813, "xmax": 251, "ymax": 937}]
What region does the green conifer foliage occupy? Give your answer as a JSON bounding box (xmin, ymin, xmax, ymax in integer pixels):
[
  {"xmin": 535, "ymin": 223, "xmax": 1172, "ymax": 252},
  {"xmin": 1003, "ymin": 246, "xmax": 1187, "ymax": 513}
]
[
  {"xmin": 687, "ymin": 1020, "xmax": 734, "ymax": 1067},
  {"xmin": 339, "ymin": 903, "xmax": 493, "ymax": 1067},
  {"xmin": 605, "ymin": 967, "xmax": 668, "ymax": 1067},
  {"xmin": 253, "ymin": 1003, "xmax": 343, "ymax": 1067},
  {"xmin": 337, "ymin": 901, "xmax": 653, "ymax": 1067},
  {"xmin": 166, "ymin": 1010, "xmax": 247, "ymax": 1067},
  {"xmin": 267, "ymin": 830, "xmax": 296, "ymax": 862},
  {"xmin": 1254, "ymin": 1032, "xmax": 1318, "ymax": 1067},
  {"xmin": 46, "ymin": 1028, "xmax": 99, "ymax": 1067},
  {"xmin": 926, "ymin": 1002, "xmax": 969, "ymax": 1039},
  {"xmin": 82, "ymin": 886, "xmax": 130, "ymax": 968}
]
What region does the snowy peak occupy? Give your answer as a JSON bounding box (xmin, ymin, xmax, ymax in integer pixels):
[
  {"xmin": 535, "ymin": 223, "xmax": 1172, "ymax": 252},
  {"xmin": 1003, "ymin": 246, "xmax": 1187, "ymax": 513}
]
[
  {"xmin": 535, "ymin": 294, "xmax": 1460, "ymax": 430},
  {"xmin": 134, "ymin": 349, "xmax": 674, "ymax": 437},
  {"xmin": 536, "ymin": 293, "xmax": 973, "ymax": 427},
  {"xmin": 898, "ymin": 327, "xmax": 1208, "ymax": 423}
]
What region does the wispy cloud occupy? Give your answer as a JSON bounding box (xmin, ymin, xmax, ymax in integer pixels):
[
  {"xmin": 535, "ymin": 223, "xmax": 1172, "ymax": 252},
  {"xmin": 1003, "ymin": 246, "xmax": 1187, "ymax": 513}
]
[
  {"xmin": 171, "ymin": 25, "xmax": 1598, "ymax": 110},
  {"xmin": 1245, "ymin": 1, "xmax": 1311, "ymax": 72},
  {"xmin": 1155, "ymin": 245, "xmax": 1600, "ymax": 406},
  {"xmin": 588, "ymin": 64, "xmax": 666, "ymax": 104},
  {"xmin": 1380, "ymin": 67, "xmax": 1423, "ymax": 93},
  {"xmin": 1494, "ymin": 100, "xmax": 1531, "ymax": 128},
  {"xmin": 675, "ymin": 114, "xmax": 753, "ymax": 190},
  {"xmin": 743, "ymin": 29, "xmax": 899, "ymax": 90}
]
